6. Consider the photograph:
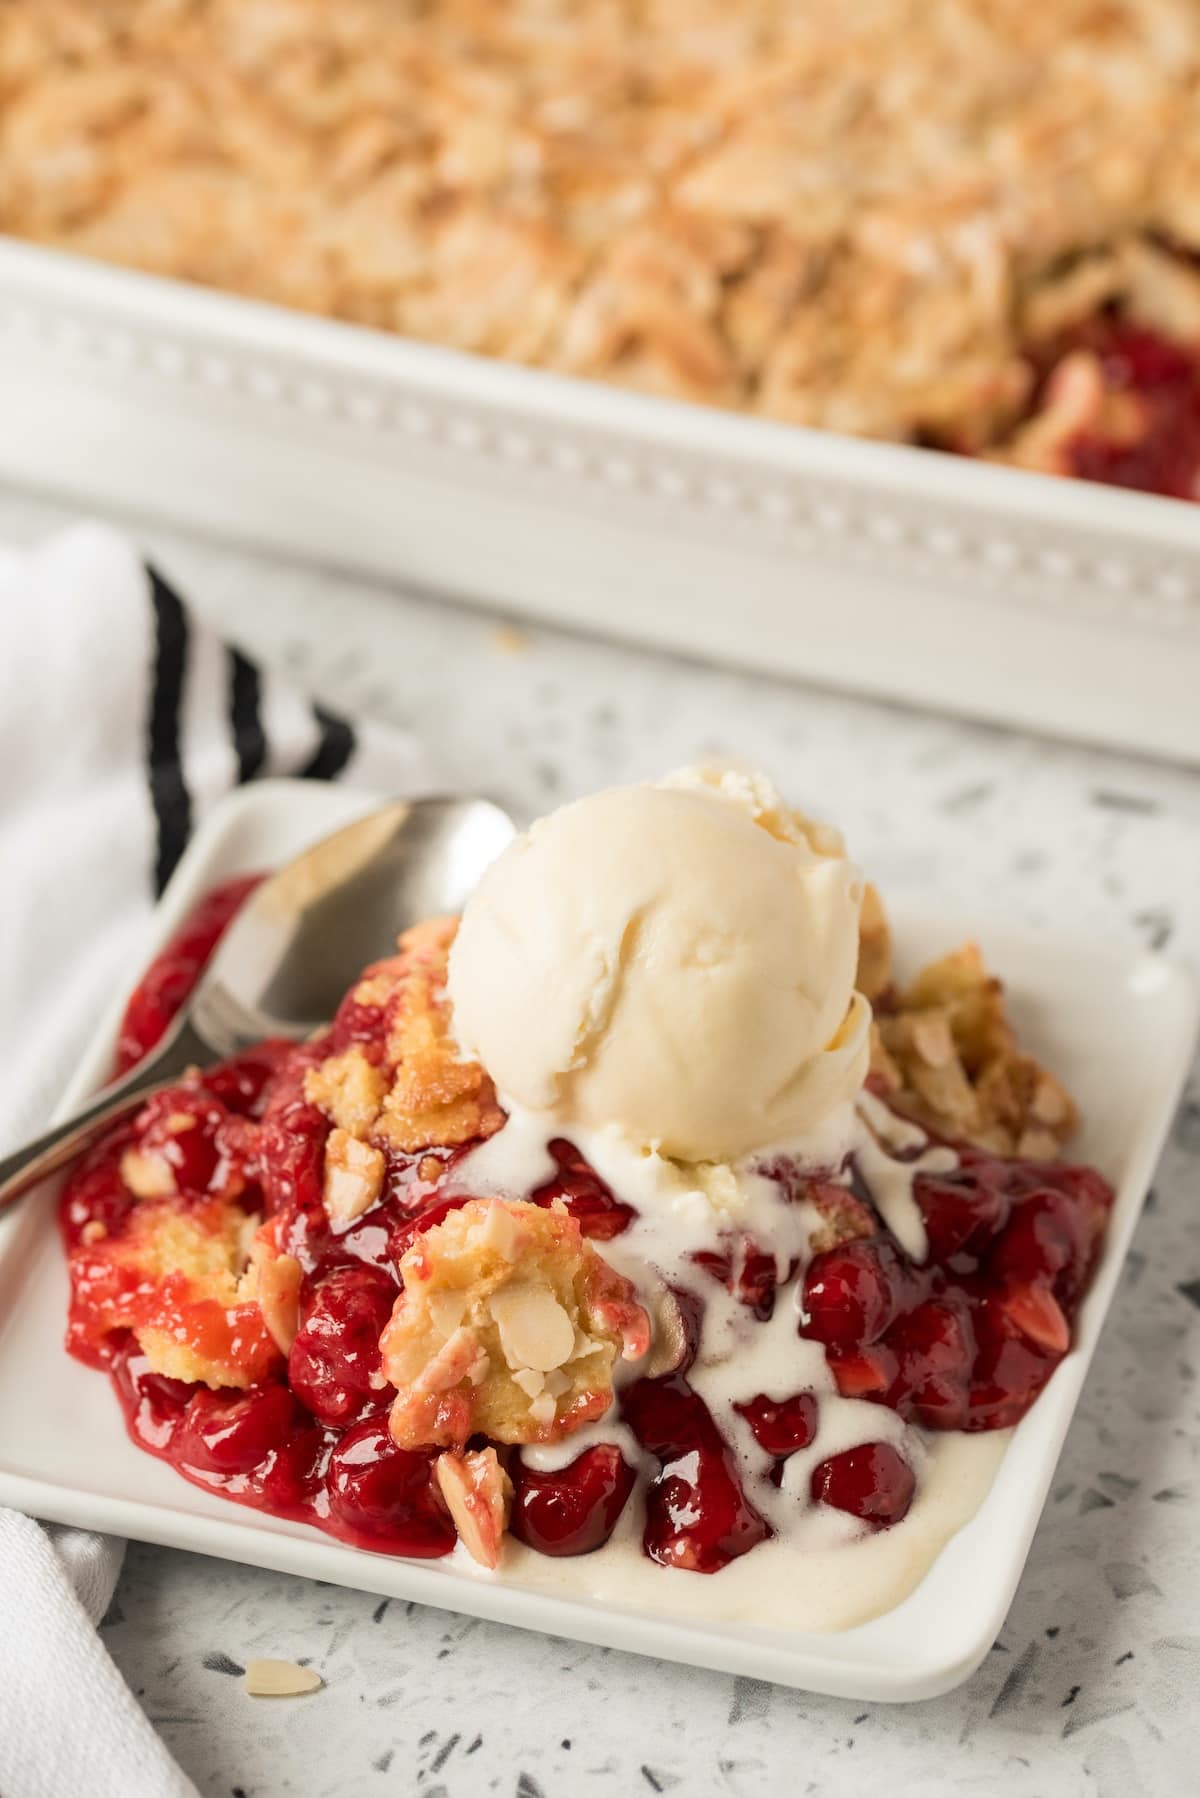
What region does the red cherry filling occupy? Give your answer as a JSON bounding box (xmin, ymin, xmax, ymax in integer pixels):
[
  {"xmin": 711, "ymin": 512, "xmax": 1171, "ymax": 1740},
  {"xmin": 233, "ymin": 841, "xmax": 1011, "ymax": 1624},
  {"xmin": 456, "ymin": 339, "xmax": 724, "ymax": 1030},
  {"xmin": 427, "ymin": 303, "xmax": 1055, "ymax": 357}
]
[
  {"xmin": 176, "ymin": 1382, "xmax": 300, "ymax": 1477},
  {"xmin": 811, "ymin": 1441, "xmax": 915, "ymax": 1529},
  {"xmin": 692, "ymin": 1234, "xmax": 795, "ymax": 1321},
  {"xmin": 288, "ymin": 1264, "xmax": 399, "ymax": 1426},
  {"xmin": 511, "ymin": 1444, "xmax": 637, "ymax": 1556},
  {"xmin": 622, "ymin": 1373, "xmax": 771, "ymax": 1573},
  {"xmin": 733, "ymin": 1391, "xmax": 818, "ymax": 1458},
  {"xmin": 325, "ymin": 1419, "xmax": 455, "ymax": 1556},
  {"xmin": 1043, "ymin": 320, "xmax": 1200, "ymax": 500},
  {"xmin": 883, "ymin": 1297, "xmax": 976, "ymax": 1430},
  {"xmin": 111, "ymin": 1340, "xmax": 197, "ymax": 1449},
  {"xmin": 199, "ymin": 1041, "xmax": 295, "ymax": 1116},
  {"xmin": 132, "ymin": 1087, "xmax": 248, "ymax": 1200},
  {"xmin": 803, "ymin": 1238, "xmax": 908, "ymax": 1347},
  {"xmin": 530, "ymin": 1139, "xmax": 637, "ymax": 1239},
  {"xmin": 114, "ymin": 873, "xmax": 264, "ymax": 1074},
  {"xmin": 914, "ymin": 1166, "xmax": 1010, "ymax": 1263},
  {"xmin": 256, "ymin": 1050, "xmax": 332, "ymax": 1262},
  {"xmin": 804, "ymin": 1148, "xmax": 1113, "ymax": 1431},
  {"xmin": 59, "ymin": 1129, "xmax": 138, "ymax": 1252}
]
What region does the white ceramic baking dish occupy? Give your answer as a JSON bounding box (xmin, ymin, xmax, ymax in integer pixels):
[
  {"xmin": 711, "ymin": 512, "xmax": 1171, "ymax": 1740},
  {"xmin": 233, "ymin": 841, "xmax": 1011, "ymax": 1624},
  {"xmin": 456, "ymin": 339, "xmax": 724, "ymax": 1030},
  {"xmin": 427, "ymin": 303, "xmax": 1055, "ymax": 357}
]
[{"xmin": 2, "ymin": 236, "xmax": 1198, "ymax": 762}]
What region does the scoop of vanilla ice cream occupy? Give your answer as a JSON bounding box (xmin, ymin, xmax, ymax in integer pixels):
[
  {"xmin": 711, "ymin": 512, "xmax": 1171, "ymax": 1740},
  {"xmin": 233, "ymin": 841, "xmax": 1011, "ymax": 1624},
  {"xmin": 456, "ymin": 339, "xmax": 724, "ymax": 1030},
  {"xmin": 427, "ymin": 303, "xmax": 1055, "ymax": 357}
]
[{"xmin": 447, "ymin": 767, "xmax": 870, "ymax": 1164}]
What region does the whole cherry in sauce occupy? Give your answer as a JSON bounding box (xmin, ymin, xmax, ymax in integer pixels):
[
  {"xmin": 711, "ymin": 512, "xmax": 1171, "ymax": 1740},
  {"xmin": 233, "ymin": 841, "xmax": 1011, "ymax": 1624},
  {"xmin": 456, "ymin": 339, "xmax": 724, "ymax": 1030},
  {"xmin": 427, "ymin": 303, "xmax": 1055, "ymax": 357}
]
[
  {"xmin": 511, "ymin": 1444, "xmax": 638, "ymax": 1556},
  {"xmin": 325, "ymin": 1418, "xmax": 455, "ymax": 1556},
  {"xmin": 733, "ymin": 1391, "xmax": 819, "ymax": 1458},
  {"xmin": 530, "ymin": 1140, "xmax": 637, "ymax": 1240},
  {"xmin": 288, "ymin": 1264, "xmax": 399, "ymax": 1427},
  {"xmin": 811, "ymin": 1441, "xmax": 916, "ymax": 1529},
  {"xmin": 802, "ymin": 1238, "xmax": 908, "ymax": 1348},
  {"xmin": 622, "ymin": 1359, "xmax": 770, "ymax": 1574},
  {"xmin": 692, "ymin": 1234, "xmax": 795, "ymax": 1322},
  {"xmin": 132, "ymin": 1087, "xmax": 239, "ymax": 1200},
  {"xmin": 176, "ymin": 1383, "xmax": 300, "ymax": 1478},
  {"xmin": 914, "ymin": 1165, "xmax": 1010, "ymax": 1264}
]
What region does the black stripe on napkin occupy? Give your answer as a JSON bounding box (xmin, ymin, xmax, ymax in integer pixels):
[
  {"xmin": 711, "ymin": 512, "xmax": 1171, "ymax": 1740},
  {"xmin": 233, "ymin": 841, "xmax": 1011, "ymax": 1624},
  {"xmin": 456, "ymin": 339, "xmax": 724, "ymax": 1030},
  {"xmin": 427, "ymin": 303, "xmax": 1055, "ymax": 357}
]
[
  {"xmin": 228, "ymin": 647, "xmax": 267, "ymax": 784},
  {"xmin": 146, "ymin": 564, "xmax": 193, "ymax": 895},
  {"xmin": 299, "ymin": 702, "xmax": 357, "ymax": 782}
]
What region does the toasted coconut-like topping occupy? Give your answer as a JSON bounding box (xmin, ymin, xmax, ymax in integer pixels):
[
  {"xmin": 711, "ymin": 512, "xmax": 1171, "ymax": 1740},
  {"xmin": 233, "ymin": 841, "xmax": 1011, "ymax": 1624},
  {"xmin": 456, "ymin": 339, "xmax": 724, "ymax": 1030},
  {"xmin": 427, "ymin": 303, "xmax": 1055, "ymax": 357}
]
[
  {"xmin": 868, "ymin": 927, "xmax": 1079, "ymax": 1157},
  {"xmin": 7, "ymin": 1, "xmax": 1200, "ymax": 462}
]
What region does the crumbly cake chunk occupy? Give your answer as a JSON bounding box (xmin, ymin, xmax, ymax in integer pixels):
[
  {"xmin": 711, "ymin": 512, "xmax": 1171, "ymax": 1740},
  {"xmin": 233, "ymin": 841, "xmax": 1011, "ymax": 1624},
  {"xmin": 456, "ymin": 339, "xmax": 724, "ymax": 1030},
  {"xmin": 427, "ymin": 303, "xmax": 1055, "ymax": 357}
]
[
  {"xmin": 304, "ymin": 918, "xmax": 505, "ymax": 1222},
  {"xmin": 5, "ymin": 0, "xmax": 1200, "ymax": 454},
  {"xmin": 860, "ymin": 900, "xmax": 1078, "ymax": 1158},
  {"xmin": 381, "ymin": 1198, "xmax": 651, "ymax": 1450},
  {"xmin": 70, "ymin": 1194, "xmax": 283, "ymax": 1388}
]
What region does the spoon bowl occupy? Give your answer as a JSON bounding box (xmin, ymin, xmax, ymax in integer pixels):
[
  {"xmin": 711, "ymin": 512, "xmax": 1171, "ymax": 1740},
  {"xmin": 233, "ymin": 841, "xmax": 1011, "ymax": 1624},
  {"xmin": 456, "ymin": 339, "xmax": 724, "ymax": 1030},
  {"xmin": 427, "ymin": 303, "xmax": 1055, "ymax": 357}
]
[
  {"xmin": 198, "ymin": 795, "xmax": 517, "ymax": 1043},
  {"xmin": 0, "ymin": 793, "xmax": 518, "ymax": 1210}
]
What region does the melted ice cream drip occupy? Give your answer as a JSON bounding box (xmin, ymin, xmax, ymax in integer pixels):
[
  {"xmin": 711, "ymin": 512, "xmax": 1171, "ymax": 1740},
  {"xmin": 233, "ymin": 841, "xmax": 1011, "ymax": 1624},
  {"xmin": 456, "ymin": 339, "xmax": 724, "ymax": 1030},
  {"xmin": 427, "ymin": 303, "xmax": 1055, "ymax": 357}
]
[{"xmin": 451, "ymin": 1092, "xmax": 1006, "ymax": 1629}]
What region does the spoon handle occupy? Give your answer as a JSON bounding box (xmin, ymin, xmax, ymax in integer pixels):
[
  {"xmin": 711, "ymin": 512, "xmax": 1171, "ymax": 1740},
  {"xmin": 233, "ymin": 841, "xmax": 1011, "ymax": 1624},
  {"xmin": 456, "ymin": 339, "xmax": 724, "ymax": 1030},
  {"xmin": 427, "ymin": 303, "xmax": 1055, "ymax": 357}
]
[{"xmin": 0, "ymin": 1011, "xmax": 216, "ymax": 1214}]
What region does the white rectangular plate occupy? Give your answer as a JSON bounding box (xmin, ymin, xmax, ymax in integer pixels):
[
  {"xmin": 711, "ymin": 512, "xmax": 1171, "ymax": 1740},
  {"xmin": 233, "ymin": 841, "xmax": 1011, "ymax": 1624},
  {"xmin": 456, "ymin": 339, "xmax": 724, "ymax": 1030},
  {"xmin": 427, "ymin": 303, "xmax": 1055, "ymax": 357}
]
[
  {"xmin": 3, "ymin": 238, "xmax": 1200, "ymax": 763},
  {"xmin": 0, "ymin": 778, "xmax": 1195, "ymax": 1702}
]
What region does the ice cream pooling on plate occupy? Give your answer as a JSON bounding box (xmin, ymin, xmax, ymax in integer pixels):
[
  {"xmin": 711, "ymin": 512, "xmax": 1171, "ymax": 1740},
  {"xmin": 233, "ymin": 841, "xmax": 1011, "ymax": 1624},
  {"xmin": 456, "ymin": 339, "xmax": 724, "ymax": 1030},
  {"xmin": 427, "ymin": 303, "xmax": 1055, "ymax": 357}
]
[{"xmin": 446, "ymin": 765, "xmax": 871, "ymax": 1164}]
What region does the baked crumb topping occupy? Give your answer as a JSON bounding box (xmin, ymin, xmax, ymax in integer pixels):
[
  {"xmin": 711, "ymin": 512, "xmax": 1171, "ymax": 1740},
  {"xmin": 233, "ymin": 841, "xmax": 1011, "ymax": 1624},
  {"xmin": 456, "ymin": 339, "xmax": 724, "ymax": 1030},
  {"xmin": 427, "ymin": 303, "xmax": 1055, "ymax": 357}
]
[
  {"xmin": 71, "ymin": 1193, "xmax": 281, "ymax": 1388},
  {"xmin": 858, "ymin": 890, "xmax": 1079, "ymax": 1158},
  {"xmin": 381, "ymin": 1197, "xmax": 651, "ymax": 1451},
  {"xmin": 304, "ymin": 918, "xmax": 505, "ymax": 1223},
  {"xmin": 5, "ymin": 0, "xmax": 1200, "ymax": 458}
]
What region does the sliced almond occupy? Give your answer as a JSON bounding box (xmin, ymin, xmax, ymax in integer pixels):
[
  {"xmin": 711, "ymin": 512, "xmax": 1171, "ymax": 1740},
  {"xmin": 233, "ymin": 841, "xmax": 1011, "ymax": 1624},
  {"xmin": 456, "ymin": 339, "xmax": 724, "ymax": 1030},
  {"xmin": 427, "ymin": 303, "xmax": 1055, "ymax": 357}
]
[
  {"xmin": 910, "ymin": 1014, "xmax": 955, "ymax": 1069},
  {"xmin": 528, "ymin": 1391, "xmax": 557, "ymax": 1427},
  {"xmin": 435, "ymin": 1448, "xmax": 512, "ymax": 1570},
  {"xmin": 255, "ymin": 1250, "xmax": 303, "ymax": 1355},
  {"xmin": 511, "ymin": 1367, "xmax": 546, "ymax": 1399},
  {"xmin": 428, "ymin": 1289, "xmax": 469, "ymax": 1339},
  {"xmin": 489, "ymin": 1283, "xmax": 576, "ymax": 1372},
  {"xmin": 644, "ymin": 1286, "xmax": 689, "ymax": 1378},
  {"xmin": 1003, "ymin": 1284, "xmax": 1070, "ymax": 1354},
  {"xmin": 322, "ymin": 1128, "xmax": 385, "ymax": 1225},
  {"xmin": 477, "ymin": 1202, "xmax": 526, "ymax": 1261},
  {"xmin": 120, "ymin": 1147, "xmax": 176, "ymax": 1199},
  {"xmin": 244, "ymin": 1658, "xmax": 323, "ymax": 1698}
]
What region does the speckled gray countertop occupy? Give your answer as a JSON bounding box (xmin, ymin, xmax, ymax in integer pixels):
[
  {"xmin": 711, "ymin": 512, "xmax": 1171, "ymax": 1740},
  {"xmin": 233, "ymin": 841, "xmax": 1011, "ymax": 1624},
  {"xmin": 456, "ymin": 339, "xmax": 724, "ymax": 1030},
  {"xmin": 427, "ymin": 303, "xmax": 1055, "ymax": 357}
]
[{"xmin": 3, "ymin": 486, "xmax": 1199, "ymax": 1797}]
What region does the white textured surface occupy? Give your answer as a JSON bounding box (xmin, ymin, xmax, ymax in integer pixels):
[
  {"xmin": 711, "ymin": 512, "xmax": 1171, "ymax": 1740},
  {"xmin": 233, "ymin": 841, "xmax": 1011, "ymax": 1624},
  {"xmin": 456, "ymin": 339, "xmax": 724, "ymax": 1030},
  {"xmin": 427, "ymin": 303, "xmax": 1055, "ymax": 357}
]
[{"xmin": 3, "ymin": 486, "xmax": 1200, "ymax": 1794}]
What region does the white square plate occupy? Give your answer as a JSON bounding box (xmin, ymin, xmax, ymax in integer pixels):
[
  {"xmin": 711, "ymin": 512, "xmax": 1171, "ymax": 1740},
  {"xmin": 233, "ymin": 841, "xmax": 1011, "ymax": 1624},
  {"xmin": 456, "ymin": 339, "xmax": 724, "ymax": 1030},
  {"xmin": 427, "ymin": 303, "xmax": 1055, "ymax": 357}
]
[{"xmin": 0, "ymin": 779, "xmax": 1195, "ymax": 1702}]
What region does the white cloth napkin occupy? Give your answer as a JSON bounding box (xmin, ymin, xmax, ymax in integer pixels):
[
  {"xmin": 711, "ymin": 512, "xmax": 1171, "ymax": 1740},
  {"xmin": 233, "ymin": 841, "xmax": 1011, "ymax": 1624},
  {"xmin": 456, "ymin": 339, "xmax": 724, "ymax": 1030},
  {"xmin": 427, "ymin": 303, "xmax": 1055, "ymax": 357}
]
[{"xmin": 0, "ymin": 523, "xmax": 428, "ymax": 1798}]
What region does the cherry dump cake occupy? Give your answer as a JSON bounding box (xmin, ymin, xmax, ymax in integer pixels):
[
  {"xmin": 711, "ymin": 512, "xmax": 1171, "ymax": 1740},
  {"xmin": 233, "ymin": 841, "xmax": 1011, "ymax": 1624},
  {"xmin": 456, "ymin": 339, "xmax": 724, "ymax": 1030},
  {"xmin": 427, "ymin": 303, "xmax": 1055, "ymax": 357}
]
[
  {"xmin": 5, "ymin": 1, "xmax": 1200, "ymax": 501},
  {"xmin": 59, "ymin": 769, "xmax": 1114, "ymax": 1628}
]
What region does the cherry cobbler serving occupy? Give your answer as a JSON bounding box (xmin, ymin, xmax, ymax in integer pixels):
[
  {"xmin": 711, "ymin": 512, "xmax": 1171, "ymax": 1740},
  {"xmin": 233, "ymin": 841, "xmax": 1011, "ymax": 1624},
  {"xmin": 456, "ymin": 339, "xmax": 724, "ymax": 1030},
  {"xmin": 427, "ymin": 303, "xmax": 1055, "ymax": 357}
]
[
  {"xmin": 5, "ymin": 1, "xmax": 1200, "ymax": 502},
  {"xmin": 59, "ymin": 770, "xmax": 1114, "ymax": 1627}
]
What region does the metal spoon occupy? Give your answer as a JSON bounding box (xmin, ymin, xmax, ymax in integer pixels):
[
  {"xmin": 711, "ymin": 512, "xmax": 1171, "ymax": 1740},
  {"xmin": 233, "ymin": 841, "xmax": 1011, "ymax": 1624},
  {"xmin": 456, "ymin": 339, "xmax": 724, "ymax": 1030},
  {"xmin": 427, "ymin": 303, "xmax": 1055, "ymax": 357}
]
[{"xmin": 0, "ymin": 794, "xmax": 517, "ymax": 1213}]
